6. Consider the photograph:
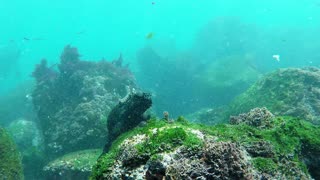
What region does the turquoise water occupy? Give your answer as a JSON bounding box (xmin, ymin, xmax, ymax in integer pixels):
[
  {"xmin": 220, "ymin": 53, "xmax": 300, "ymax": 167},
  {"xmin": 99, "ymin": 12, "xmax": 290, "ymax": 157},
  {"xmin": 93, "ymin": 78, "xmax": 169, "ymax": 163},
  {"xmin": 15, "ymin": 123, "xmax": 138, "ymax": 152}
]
[
  {"xmin": 1, "ymin": 0, "xmax": 320, "ymax": 92},
  {"xmin": 1, "ymin": 1, "xmax": 320, "ymax": 179}
]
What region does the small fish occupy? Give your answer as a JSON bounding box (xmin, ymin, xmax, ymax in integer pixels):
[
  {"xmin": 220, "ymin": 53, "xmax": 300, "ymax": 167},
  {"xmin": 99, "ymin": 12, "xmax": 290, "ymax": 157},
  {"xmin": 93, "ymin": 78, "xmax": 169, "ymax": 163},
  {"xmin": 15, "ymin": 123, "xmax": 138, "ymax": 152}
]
[
  {"xmin": 152, "ymin": 2, "xmax": 155, "ymax": 5},
  {"xmin": 146, "ymin": 32, "xmax": 154, "ymax": 39},
  {"xmin": 23, "ymin": 37, "xmax": 30, "ymax": 41},
  {"xmin": 272, "ymin": 54, "xmax": 280, "ymax": 62}
]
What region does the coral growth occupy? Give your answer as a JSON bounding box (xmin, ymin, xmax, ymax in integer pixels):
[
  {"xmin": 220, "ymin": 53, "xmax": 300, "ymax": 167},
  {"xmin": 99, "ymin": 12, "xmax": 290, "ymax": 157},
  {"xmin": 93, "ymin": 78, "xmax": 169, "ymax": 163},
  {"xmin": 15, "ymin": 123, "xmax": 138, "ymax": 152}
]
[{"xmin": 230, "ymin": 107, "xmax": 274, "ymax": 128}]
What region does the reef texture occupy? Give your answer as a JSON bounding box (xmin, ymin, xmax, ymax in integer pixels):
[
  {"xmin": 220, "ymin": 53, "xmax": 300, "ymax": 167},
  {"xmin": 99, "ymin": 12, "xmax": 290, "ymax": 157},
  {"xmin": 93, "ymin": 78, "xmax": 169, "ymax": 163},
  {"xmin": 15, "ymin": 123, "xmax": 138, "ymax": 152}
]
[
  {"xmin": 104, "ymin": 92, "xmax": 152, "ymax": 152},
  {"xmin": 32, "ymin": 45, "xmax": 137, "ymax": 158},
  {"xmin": 0, "ymin": 127, "xmax": 23, "ymax": 180},
  {"xmin": 229, "ymin": 67, "xmax": 320, "ymax": 125},
  {"xmin": 43, "ymin": 149, "xmax": 102, "ymax": 180},
  {"xmin": 230, "ymin": 107, "xmax": 274, "ymax": 128},
  {"xmin": 91, "ymin": 109, "xmax": 320, "ymax": 180}
]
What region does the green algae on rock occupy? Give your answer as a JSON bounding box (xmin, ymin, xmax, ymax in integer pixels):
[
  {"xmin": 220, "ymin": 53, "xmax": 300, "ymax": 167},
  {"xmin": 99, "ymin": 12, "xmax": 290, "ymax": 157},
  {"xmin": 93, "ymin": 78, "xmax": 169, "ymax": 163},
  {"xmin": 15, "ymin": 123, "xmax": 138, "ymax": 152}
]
[
  {"xmin": 43, "ymin": 149, "xmax": 102, "ymax": 180},
  {"xmin": 228, "ymin": 67, "xmax": 320, "ymax": 125},
  {"xmin": 0, "ymin": 127, "xmax": 23, "ymax": 180},
  {"xmin": 90, "ymin": 110, "xmax": 320, "ymax": 179}
]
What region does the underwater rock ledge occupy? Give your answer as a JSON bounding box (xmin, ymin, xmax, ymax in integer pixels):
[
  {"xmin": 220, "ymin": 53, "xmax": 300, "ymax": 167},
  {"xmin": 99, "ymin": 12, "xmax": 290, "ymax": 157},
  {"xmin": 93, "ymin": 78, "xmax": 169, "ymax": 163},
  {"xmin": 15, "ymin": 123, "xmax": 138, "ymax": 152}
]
[{"xmin": 90, "ymin": 108, "xmax": 320, "ymax": 180}]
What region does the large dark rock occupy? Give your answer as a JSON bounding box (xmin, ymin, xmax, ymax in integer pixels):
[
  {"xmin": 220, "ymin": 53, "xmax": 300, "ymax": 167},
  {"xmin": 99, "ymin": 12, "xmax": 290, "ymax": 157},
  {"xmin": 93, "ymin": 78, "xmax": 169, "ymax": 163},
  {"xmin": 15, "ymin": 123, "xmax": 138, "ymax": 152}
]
[{"xmin": 104, "ymin": 92, "xmax": 152, "ymax": 152}]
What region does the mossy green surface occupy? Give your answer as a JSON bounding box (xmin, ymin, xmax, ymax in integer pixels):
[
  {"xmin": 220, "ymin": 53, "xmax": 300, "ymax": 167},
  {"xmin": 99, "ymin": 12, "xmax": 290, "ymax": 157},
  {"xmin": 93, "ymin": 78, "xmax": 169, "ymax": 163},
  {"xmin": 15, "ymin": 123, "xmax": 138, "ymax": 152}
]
[
  {"xmin": 91, "ymin": 116, "xmax": 320, "ymax": 179},
  {"xmin": 252, "ymin": 157, "xmax": 277, "ymax": 173},
  {"xmin": 90, "ymin": 118, "xmax": 203, "ymax": 179},
  {"xmin": 226, "ymin": 68, "xmax": 320, "ymax": 124},
  {"xmin": 0, "ymin": 127, "xmax": 23, "ymax": 180},
  {"xmin": 44, "ymin": 149, "xmax": 102, "ymax": 172}
]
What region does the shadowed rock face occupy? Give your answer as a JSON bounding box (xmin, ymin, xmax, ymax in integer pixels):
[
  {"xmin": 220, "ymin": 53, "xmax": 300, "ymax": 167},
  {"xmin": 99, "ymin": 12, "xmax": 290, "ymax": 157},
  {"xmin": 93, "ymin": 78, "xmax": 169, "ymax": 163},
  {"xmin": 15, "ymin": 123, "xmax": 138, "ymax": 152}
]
[{"xmin": 104, "ymin": 92, "xmax": 152, "ymax": 152}]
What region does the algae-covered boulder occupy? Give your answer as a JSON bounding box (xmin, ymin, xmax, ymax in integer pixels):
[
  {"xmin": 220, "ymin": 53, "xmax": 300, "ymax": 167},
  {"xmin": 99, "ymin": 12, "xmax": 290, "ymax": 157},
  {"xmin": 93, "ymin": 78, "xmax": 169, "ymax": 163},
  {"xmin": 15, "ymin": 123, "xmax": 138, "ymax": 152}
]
[
  {"xmin": 32, "ymin": 45, "xmax": 137, "ymax": 158},
  {"xmin": 7, "ymin": 119, "xmax": 43, "ymax": 151},
  {"xmin": 0, "ymin": 127, "xmax": 23, "ymax": 179},
  {"xmin": 229, "ymin": 67, "xmax": 320, "ymax": 124},
  {"xmin": 7, "ymin": 118, "xmax": 45, "ymax": 179},
  {"xmin": 91, "ymin": 110, "xmax": 320, "ymax": 179},
  {"xmin": 43, "ymin": 149, "xmax": 102, "ymax": 180}
]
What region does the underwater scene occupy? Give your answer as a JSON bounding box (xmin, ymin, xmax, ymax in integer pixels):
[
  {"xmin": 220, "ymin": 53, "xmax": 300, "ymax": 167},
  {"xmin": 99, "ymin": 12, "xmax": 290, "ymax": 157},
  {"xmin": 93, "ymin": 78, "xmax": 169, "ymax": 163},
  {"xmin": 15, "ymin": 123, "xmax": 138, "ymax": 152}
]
[{"xmin": 1, "ymin": 0, "xmax": 320, "ymax": 179}]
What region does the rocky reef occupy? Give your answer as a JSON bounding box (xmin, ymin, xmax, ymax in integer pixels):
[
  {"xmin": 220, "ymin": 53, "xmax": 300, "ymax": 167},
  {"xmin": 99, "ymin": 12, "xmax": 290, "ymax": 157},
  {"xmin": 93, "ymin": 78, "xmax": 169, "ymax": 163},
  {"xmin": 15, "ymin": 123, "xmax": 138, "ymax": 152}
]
[
  {"xmin": 90, "ymin": 108, "xmax": 320, "ymax": 179},
  {"xmin": 229, "ymin": 67, "xmax": 320, "ymax": 125},
  {"xmin": 32, "ymin": 45, "xmax": 137, "ymax": 158},
  {"xmin": 0, "ymin": 127, "xmax": 23, "ymax": 179}
]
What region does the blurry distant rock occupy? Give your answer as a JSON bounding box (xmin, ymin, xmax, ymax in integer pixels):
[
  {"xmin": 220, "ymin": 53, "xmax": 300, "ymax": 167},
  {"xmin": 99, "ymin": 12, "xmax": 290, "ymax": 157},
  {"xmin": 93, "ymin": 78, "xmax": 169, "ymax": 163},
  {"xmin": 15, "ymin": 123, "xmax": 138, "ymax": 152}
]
[
  {"xmin": 7, "ymin": 118, "xmax": 43, "ymax": 150},
  {"xmin": 0, "ymin": 42, "xmax": 21, "ymax": 78},
  {"xmin": 0, "ymin": 81, "xmax": 35, "ymax": 126},
  {"xmin": 44, "ymin": 149, "xmax": 101, "ymax": 180},
  {"xmin": 32, "ymin": 45, "xmax": 138, "ymax": 158},
  {"xmin": 186, "ymin": 106, "xmax": 229, "ymax": 125},
  {"xmin": 7, "ymin": 118, "xmax": 45, "ymax": 179},
  {"xmin": 228, "ymin": 67, "xmax": 320, "ymax": 125},
  {"xmin": 191, "ymin": 17, "xmax": 258, "ymax": 62},
  {"xmin": 104, "ymin": 92, "xmax": 152, "ymax": 152},
  {"xmin": 136, "ymin": 47, "xmax": 202, "ymax": 116},
  {"xmin": 136, "ymin": 47, "xmax": 261, "ymax": 117},
  {"xmin": 91, "ymin": 113, "xmax": 320, "ymax": 179},
  {"xmin": 0, "ymin": 127, "xmax": 23, "ymax": 180},
  {"xmin": 194, "ymin": 54, "xmax": 262, "ymax": 104}
]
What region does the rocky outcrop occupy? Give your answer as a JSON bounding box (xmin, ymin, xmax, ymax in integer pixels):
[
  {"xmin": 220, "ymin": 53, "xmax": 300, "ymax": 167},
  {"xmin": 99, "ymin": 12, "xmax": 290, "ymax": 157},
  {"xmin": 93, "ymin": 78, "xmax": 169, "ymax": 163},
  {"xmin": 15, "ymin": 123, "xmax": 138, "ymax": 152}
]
[
  {"xmin": 32, "ymin": 45, "xmax": 137, "ymax": 158},
  {"xmin": 229, "ymin": 67, "xmax": 320, "ymax": 125},
  {"xmin": 91, "ymin": 109, "xmax": 320, "ymax": 179}
]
